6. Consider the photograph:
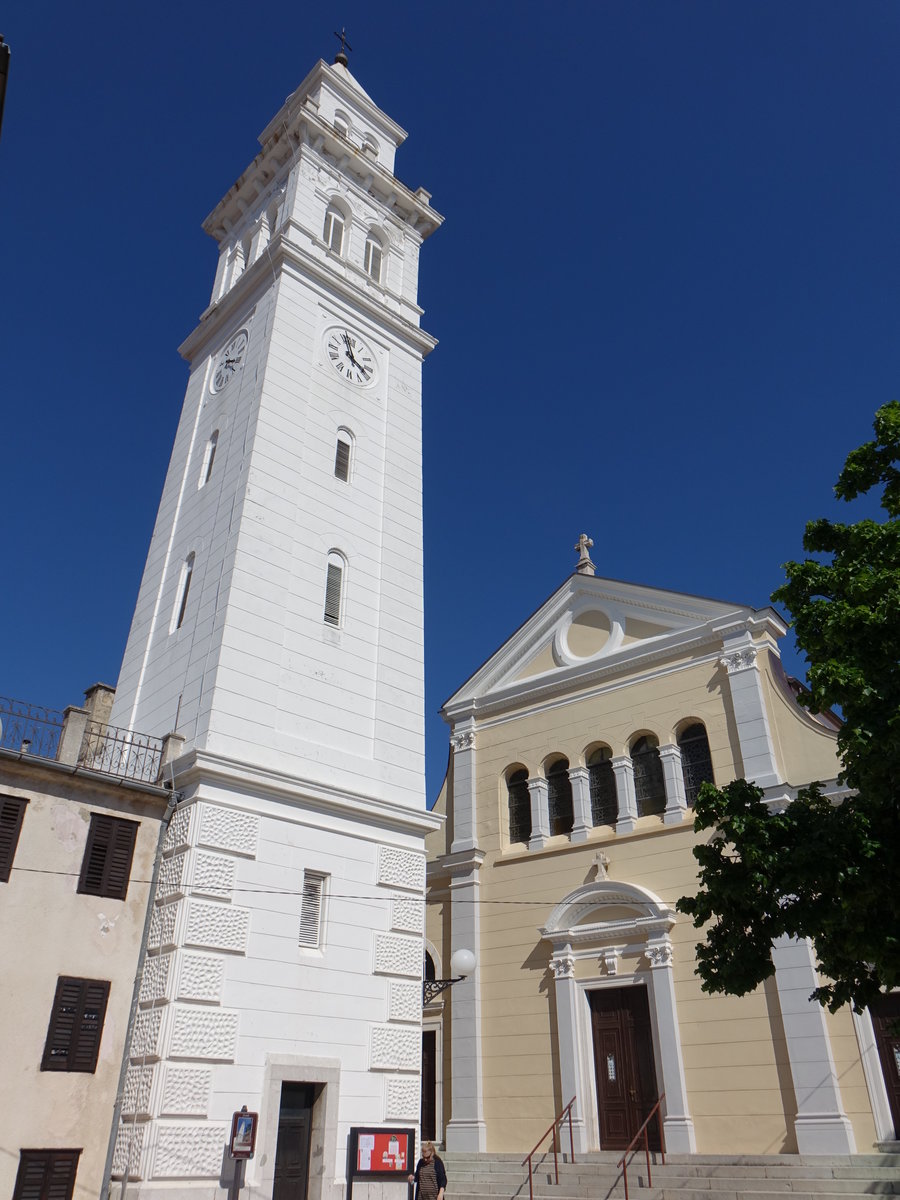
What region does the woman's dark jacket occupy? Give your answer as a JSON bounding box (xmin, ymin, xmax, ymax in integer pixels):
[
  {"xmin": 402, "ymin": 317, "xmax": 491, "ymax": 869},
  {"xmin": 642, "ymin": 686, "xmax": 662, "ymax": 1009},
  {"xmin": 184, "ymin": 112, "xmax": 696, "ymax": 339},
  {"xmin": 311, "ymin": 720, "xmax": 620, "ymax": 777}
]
[{"xmin": 412, "ymin": 1156, "xmax": 447, "ymax": 1200}]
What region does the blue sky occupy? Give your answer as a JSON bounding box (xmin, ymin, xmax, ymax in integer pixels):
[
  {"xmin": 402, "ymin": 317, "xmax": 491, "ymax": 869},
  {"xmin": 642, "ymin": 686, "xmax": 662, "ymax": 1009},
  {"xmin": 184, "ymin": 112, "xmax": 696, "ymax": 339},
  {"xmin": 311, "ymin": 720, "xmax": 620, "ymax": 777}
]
[{"xmin": 1, "ymin": 2, "xmax": 897, "ymax": 802}]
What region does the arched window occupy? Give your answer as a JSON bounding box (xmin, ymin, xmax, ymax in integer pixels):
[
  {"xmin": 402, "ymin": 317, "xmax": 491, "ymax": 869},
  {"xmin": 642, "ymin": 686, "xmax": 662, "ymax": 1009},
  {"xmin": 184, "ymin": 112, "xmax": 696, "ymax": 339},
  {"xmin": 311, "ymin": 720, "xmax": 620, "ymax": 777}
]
[
  {"xmin": 678, "ymin": 723, "xmax": 714, "ymax": 806},
  {"xmin": 362, "ymin": 134, "xmax": 379, "ymax": 158},
  {"xmin": 323, "ymin": 205, "xmax": 345, "ymax": 254},
  {"xmin": 364, "ymin": 233, "xmax": 383, "ymax": 283},
  {"xmin": 333, "ymin": 112, "xmax": 350, "ymax": 139},
  {"xmin": 334, "ymin": 429, "xmax": 353, "ymax": 482},
  {"xmin": 587, "ymin": 746, "xmax": 617, "ymax": 827},
  {"xmin": 547, "ymin": 758, "xmax": 574, "ymax": 836},
  {"xmin": 173, "ymin": 552, "xmax": 195, "ymax": 632},
  {"xmin": 323, "ymin": 552, "xmax": 345, "ymax": 626},
  {"xmin": 424, "ymin": 952, "xmax": 436, "ymax": 982},
  {"xmin": 507, "ymin": 768, "xmax": 531, "ymax": 846},
  {"xmin": 631, "ymin": 735, "xmax": 665, "ymax": 816},
  {"xmin": 199, "ymin": 430, "xmax": 218, "ymax": 488}
]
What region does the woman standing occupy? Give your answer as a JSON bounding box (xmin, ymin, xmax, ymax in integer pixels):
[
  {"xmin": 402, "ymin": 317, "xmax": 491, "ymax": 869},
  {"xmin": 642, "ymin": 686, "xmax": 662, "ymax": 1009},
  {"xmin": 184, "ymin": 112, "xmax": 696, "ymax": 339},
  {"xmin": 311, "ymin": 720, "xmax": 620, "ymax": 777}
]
[{"xmin": 408, "ymin": 1141, "xmax": 446, "ymax": 1200}]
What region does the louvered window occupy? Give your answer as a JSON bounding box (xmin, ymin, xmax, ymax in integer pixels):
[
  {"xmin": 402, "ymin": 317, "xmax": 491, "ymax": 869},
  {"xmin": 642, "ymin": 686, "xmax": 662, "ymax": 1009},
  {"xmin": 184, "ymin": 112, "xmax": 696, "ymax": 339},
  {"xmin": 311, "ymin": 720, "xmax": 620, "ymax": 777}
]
[
  {"xmin": 13, "ymin": 1150, "xmax": 81, "ymax": 1200},
  {"xmin": 678, "ymin": 723, "xmax": 714, "ymax": 806},
  {"xmin": 77, "ymin": 813, "xmax": 138, "ymax": 900},
  {"xmin": 587, "ymin": 749, "xmax": 618, "ymax": 827},
  {"xmin": 324, "ymin": 559, "xmax": 344, "ymax": 626},
  {"xmin": 299, "ymin": 871, "xmax": 326, "ymax": 948},
  {"xmin": 507, "ymin": 769, "xmax": 531, "ymax": 846},
  {"xmin": 0, "ymin": 794, "xmax": 27, "ymax": 882},
  {"xmin": 41, "ymin": 977, "xmax": 110, "ymax": 1073},
  {"xmin": 547, "ymin": 758, "xmax": 574, "ymax": 836},
  {"xmin": 334, "ymin": 435, "xmax": 351, "ymax": 481},
  {"xmin": 632, "ymin": 737, "xmax": 666, "ymax": 816}
]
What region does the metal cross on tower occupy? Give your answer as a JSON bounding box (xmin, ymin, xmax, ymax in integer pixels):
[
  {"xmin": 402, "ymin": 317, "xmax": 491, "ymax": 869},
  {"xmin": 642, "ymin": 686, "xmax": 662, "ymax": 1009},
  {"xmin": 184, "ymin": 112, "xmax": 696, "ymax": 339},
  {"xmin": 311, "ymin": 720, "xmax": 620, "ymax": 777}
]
[{"xmin": 333, "ymin": 28, "xmax": 352, "ymax": 65}]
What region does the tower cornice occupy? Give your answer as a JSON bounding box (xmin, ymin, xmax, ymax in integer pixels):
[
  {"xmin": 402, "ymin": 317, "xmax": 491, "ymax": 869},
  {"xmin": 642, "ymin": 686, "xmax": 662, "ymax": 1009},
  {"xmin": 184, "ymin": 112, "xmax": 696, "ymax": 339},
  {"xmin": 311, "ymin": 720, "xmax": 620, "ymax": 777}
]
[
  {"xmin": 202, "ymin": 69, "xmax": 441, "ymax": 245},
  {"xmin": 178, "ymin": 230, "xmax": 438, "ymax": 362}
]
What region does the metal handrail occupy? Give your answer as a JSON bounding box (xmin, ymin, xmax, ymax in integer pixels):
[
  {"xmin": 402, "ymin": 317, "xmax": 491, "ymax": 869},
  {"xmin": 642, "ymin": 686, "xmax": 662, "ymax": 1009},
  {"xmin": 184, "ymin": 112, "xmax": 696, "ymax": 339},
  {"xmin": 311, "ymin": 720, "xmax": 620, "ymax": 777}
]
[
  {"xmin": 616, "ymin": 1093, "xmax": 666, "ymax": 1200},
  {"xmin": 522, "ymin": 1097, "xmax": 576, "ymax": 1200}
]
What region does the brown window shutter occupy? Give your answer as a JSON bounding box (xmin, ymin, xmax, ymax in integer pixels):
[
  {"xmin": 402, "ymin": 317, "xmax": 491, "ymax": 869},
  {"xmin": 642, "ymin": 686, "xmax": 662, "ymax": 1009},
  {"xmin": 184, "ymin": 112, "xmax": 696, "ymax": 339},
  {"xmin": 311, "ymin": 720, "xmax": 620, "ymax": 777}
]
[
  {"xmin": 14, "ymin": 1150, "xmax": 81, "ymax": 1200},
  {"xmin": 0, "ymin": 794, "xmax": 27, "ymax": 882},
  {"xmin": 42, "ymin": 977, "xmax": 110, "ymax": 1073},
  {"xmin": 78, "ymin": 814, "xmax": 138, "ymax": 899}
]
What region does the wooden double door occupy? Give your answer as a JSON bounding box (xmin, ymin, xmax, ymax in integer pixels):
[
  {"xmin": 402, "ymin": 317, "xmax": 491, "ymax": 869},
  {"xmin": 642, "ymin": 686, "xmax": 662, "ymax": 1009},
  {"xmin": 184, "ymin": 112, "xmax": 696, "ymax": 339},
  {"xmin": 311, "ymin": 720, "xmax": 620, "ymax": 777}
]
[{"xmin": 590, "ymin": 987, "xmax": 660, "ymax": 1150}]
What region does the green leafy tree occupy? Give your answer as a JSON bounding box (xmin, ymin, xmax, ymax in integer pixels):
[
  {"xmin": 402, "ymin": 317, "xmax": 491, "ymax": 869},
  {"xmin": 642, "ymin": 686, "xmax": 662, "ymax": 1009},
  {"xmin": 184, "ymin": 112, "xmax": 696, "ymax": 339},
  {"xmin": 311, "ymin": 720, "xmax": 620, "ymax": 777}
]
[{"xmin": 678, "ymin": 402, "xmax": 900, "ymax": 1012}]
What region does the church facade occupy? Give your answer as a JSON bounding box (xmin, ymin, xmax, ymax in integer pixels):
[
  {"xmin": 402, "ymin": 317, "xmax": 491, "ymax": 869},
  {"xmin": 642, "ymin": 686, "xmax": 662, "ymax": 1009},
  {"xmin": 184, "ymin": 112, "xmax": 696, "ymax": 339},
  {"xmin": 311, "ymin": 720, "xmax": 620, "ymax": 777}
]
[
  {"xmin": 105, "ymin": 54, "xmax": 441, "ymax": 1200},
  {"xmin": 424, "ymin": 544, "xmax": 900, "ymax": 1157}
]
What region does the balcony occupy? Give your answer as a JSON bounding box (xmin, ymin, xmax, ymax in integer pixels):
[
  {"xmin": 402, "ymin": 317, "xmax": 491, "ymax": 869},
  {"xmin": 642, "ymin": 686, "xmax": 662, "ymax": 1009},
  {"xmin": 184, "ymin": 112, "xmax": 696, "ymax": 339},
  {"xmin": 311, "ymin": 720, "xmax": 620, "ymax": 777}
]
[{"xmin": 0, "ymin": 689, "xmax": 171, "ymax": 785}]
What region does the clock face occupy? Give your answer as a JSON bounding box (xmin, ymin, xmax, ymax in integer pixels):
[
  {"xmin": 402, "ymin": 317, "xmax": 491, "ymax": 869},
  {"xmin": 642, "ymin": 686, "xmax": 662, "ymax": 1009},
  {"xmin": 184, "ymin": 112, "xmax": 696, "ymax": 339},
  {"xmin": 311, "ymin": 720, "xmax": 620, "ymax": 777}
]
[
  {"xmin": 326, "ymin": 328, "xmax": 376, "ymax": 386},
  {"xmin": 211, "ymin": 330, "xmax": 249, "ymax": 393}
]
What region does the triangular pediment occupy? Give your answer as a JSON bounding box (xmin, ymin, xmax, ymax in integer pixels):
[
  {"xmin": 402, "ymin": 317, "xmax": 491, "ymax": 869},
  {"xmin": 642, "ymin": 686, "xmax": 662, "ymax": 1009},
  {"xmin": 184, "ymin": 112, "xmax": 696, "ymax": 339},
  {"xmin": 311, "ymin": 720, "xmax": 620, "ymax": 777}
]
[{"xmin": 443, "ymin": 574, "xmax": 782, "ymax": 719}]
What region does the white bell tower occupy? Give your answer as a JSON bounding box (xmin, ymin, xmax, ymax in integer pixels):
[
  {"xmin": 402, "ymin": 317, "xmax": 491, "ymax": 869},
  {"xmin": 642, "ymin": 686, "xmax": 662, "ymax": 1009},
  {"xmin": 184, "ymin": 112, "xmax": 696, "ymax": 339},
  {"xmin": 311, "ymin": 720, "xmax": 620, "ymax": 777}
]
[{"xmin": 109, "ymin": 51, "xmax": 442, "ymax": 1200}]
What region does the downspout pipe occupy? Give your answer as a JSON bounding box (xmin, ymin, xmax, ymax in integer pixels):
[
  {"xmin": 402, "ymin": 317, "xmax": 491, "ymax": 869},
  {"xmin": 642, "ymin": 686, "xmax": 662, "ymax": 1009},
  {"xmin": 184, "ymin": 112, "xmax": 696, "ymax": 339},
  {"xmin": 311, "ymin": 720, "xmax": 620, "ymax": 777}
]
[{"xmin": 100, "ymin": 788, "xmax": 180, "ymax": 1200}]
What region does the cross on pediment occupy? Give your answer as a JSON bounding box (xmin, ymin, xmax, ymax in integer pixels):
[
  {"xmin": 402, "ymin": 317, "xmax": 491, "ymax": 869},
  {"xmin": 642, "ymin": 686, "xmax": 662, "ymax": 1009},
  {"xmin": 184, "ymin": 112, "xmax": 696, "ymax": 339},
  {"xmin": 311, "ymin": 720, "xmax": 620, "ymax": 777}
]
[{"xmin": 574, "ymin": 532, "xmax": 595, "ymax": 576}]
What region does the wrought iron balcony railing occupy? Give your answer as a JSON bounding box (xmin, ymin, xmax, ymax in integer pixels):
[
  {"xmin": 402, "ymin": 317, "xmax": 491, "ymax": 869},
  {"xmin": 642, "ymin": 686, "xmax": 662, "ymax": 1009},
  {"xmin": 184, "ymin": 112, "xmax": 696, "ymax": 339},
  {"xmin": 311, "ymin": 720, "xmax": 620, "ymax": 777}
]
[
  {"xmin": 0, "ymin": 696, "xmax": 64, "ymax": 759},
  {"xmin": 0, "ymin": 696, "xmax": 164, "ymax": 785}
]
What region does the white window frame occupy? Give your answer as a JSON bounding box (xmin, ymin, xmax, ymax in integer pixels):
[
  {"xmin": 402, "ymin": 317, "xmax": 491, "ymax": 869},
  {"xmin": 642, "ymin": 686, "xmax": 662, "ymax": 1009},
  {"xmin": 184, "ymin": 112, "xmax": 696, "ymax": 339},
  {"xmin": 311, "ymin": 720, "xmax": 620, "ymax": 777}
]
[
  {"xmin": 171, "ymin": 552, "xmax": 195, "ymax": 633},
  {"xmin": 198, "ymin": 431, "xmax": 219, "ymax": 488},
  {"xmin": 323, "ymin": 207, "xmax": 345, "ymax": 255},
  {"xmin": 364, "ymin": 234, "xmax": 383, "ymax": 283}
]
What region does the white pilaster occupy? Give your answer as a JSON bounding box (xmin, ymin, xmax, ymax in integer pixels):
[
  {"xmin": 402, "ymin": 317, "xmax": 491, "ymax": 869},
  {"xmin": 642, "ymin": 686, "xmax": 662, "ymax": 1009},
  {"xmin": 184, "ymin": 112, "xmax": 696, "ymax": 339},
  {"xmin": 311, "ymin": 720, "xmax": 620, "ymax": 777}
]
[
  {"xmin": 550, "ymin": 951, "xmax": 589, "ymax": 1153},
  {"xmin": 644, "ymin": 938, "xmax": 696, "ymax": 1152},
  {"xmin": 719, "ymin": 635, "xmax": 781, "ymax": 788},
  {"xmin": 445, "ymin": 853, "xmax": 487, "ymax": 1151},
  {"xmin": 771, "ymin": 935, "xmax": 856, "ymax": 1154},
  {"xmin": 658, "ymin": 744, "xmax": 687, "ymax": 826},
  {"xmin": 568, "ymin": 766, "xmax": 592, "ymax": 843},
  {"xmin": 612, "ymin": 756, "xmax": 638, "ymax": 834},
  {"xmin": 528, "ymin": 778, "xmax": 550, "ymax": 850},
  {"xmin": 449, "ymin": 725, "xmax": 477, "ymax": 854}
]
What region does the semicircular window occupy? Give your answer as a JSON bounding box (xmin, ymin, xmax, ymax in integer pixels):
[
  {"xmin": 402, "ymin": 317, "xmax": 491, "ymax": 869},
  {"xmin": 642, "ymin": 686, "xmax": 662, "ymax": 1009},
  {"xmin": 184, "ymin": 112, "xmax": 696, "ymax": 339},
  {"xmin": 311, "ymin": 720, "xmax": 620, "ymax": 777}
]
[
  {"xmin": 547, "ymin": 758, "xmax": 574, "ymax": 837},
  {"xmin": 678, "ymin": 723, "xmax": 714, "ymax": 807},
  {"xmin": 507, "ymin": 769, "xmax": 531, "ymax": 846},
  {"xmin": 631, "ymin": 736, "xmax": 665, "ymax": 817},
  {"xmin": 588, "ymin": 747, "xmax": 617, "ymax": 827}
]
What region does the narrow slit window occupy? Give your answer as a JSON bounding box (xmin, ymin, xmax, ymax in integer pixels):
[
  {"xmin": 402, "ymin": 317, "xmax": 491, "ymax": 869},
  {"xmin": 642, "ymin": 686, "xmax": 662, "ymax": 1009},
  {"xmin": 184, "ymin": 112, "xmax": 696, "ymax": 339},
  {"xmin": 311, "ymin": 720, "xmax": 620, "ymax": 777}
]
[
  {"xmin": 323, "ymin": 207, "xmax": 344, "ymax": 255},
  {"xmin": 364, "ymin": 235, "xmax": 383, "ymax": 283},
  {"xmin": 334, "ymin": 433, "xmax": 352, "ymax": 481},
  {"xmin": 174, "ymin": 553, "xmax": 195, "ymax": 631},
  {"xmin": 299, "ymin": 870, "xmax": 327, "ymax": 948},
  {"xmin": 199, "ymin": 431, "xmax": 219, "ymax": 488},
  {"xmin": 323, "ymin": 555, "xmax": 344, "ymax": 626}
]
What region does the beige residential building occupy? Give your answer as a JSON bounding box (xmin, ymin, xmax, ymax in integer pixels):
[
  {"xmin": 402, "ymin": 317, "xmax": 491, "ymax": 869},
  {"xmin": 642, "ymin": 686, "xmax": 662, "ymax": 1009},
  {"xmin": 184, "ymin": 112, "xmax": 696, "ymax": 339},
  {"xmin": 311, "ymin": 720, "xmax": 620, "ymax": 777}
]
[
  {"xmin": 424, "ymin": 544, "xmax": 900, "ymax": 1159},
  {"xmin": 0, "ymin": 686, "xmax": 177, "ymax": 1200}
]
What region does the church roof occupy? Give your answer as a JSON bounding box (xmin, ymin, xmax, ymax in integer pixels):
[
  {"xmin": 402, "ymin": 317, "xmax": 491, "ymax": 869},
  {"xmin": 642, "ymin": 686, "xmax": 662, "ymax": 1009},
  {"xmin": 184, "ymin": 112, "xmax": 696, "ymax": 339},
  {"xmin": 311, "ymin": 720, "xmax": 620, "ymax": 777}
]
[{"xmin": 442, "ymin": 571, "xmax": 785, "ymax": 722}]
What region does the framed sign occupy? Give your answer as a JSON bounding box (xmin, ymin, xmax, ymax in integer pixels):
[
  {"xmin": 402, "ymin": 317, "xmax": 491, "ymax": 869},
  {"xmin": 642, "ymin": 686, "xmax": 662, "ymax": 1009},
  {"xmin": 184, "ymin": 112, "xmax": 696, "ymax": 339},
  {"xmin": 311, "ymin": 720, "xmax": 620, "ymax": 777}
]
[
  {"xmin": 230, "ymin": 1109, "xmax": 259, "ymax": 1160},
  {"xmin": 348, "ymin": 1127, "xmax": 414, "ymax": 1178}
]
